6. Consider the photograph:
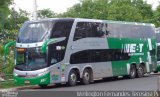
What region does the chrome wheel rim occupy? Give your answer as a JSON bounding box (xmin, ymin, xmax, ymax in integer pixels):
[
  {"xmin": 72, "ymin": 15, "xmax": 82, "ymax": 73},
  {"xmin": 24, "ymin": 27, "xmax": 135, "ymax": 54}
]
[
  {"xmin": 138, "ymin": 67, "xmax": 143, "ymax": 76},
  {"xmin": 70, "ymin": 73, "xmax": 76, "ymax": 83},
  {"xmin": 84, "ymin": 72, "xmax": 89, "ymax": 81},
  {"xmin": 130, "ymin": 68, "xmax": 135, "ymax": 77}
]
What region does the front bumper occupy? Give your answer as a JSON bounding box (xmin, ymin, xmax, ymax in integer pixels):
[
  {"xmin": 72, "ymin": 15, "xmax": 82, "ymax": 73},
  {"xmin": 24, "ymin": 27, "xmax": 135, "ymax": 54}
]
[{"xmin": 14, "ymin": 73, "xmax": 50, "ymax": 85}]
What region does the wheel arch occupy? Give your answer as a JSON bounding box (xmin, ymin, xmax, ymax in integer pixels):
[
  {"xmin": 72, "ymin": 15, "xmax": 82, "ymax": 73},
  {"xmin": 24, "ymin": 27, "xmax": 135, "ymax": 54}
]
[{"xmin": 81, "ymin": 65, "xmax": 93, "ymax": 78}]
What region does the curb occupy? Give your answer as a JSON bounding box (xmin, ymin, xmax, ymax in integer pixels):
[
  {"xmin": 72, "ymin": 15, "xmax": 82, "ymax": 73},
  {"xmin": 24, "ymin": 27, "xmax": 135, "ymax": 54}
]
[{"xmin": 0, "ymin": 85, "xmax": 38, "ymax": 91}]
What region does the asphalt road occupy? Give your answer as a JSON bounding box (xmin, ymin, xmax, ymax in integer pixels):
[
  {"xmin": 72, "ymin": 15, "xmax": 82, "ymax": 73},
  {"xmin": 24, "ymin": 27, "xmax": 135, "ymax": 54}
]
[{"xmin": 23, "ymin": 74, "xmax": 160, "ymax": 91}]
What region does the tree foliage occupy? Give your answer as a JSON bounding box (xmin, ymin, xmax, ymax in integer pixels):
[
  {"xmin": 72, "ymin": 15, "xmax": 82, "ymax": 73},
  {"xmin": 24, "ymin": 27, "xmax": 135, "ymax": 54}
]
[
  {"xmin": 37, "ymin": 8, "xmax": 57, "ymax": 19},
  {"xmin": 0, "ymin": 0, "xmax": 13, "ymax": 40},
  {"xmin": 153, "ymin": 6, "xmax": 160, "ymax": 27},
  {"xmin": 0, "ymin": 9, "xmax": 29, "ymax": 74},
  {"xmin": 0, "ymin": 0, "xmax": 12, "ymax": 17},
  {"xmin": 62, "ymin": 0, "xmax": 156, "ymax": 25},
  {"xmin": 2, "ymin": 9, "xmax": 29, "ymax": 41}
]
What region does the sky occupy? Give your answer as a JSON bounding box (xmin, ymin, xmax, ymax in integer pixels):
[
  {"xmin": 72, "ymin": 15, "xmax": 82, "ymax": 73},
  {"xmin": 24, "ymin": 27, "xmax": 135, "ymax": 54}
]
[
  {"xmin": 13, "ymin": 0, "xmax": 80, "ymax": 13},
  {"xmin": 13, "ymin": 0, "xmax": 159, "ymax": 14}
]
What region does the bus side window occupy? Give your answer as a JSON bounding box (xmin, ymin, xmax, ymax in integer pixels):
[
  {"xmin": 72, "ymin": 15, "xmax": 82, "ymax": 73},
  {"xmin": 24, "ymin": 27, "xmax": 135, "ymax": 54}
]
[
  {"xmin": 74, "ymin": 22, "xmax": 88, "ymax": 41},
  {"xmin": 91, "ymin": 23, "xmax": 106, "ymax": 37},
  {"xmin": 51, "ymin": 21, "xmax": 73, "ymax": 38},
  {"xmin": 74, "ymin": 22, "xmax": 106, "ymax": 41}
]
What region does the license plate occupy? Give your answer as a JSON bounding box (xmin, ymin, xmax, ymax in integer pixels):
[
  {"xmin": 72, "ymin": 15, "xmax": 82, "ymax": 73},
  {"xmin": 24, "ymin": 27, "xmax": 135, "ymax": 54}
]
[{"xmin": 24, "ymin": 80, "xmax": 30, "ymax": 84}]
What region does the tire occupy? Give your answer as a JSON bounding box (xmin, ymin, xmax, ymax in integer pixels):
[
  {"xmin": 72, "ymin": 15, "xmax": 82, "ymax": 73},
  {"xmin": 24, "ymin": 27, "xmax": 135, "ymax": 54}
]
[
  {"xmin": 39, "ymin": 84, "xmax": 48, "ymax": 88},
  {"xmin": 67, "ymin": 70, "xmax": 77, "ymax": 86},
  {"xmin": 128, "ymin": 65, "xmax": 136, "ymax": 79},
  {"xmin": 154, "ymin": 71, "xmax": 158, "ymax": 73},
  {"xmin": 136, "ymin": 65, "xmax": 144, "ymax": 78},
  {"xmin": 81, "ymin": 69, "xmax": 91, "ymax": 85}
]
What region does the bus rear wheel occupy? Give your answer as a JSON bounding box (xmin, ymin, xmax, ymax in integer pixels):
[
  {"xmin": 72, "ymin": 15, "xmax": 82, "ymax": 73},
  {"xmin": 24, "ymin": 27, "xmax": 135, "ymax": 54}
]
[
  {"xmin": 81, "ymin": 69, "xmax": 91, "ymax": 85},
  {"xmin": 128, "ymin": 65, "xmax": 136, "ymax": 79},
  {"xmin": 137, "ymin": 65, "xmax": 144, "ymax": 78},
  {"xmin": 67, "ymin": 70, "xmax": 77, "ymax": 86}
]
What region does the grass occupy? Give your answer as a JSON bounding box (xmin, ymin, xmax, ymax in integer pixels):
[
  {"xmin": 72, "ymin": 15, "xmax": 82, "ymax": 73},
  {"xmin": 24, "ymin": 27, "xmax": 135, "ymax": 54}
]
[{"xmin": 0, "ymin": 81, "xmax": 27, "ymax": 89}]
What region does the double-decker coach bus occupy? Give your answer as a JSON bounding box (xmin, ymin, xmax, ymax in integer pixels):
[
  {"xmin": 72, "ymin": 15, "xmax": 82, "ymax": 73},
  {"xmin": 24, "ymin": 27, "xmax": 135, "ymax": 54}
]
[{"xmin": 5, "ymin": 18, "xmax": 157, "ymax": 88}]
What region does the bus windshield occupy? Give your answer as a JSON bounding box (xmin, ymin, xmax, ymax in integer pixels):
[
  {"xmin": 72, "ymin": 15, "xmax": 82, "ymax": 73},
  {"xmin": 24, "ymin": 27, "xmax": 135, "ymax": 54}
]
[
  {"xmin": 15, "ymin": 48, "xmax": 47, "ymax": 71},
  {"xmin": 18, "ymin": 21, "xmax": 53, "ymax": 43}
]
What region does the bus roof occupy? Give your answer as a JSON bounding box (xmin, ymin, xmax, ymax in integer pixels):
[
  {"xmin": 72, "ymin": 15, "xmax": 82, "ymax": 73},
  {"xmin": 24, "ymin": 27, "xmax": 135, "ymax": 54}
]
[
  {"xmin": 75, "ymin": 18, "xmax": 155, "ymax": 26},
  {"xmin": 27, "ymin": 18, "xmax": 155, "ymax": 27}
]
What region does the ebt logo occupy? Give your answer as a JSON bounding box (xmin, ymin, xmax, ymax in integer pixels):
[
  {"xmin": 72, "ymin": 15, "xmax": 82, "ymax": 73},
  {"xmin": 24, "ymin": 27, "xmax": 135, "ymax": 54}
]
[{"xmin": 122, "ymin": 44, "xmax": 144, "ymax": 53}]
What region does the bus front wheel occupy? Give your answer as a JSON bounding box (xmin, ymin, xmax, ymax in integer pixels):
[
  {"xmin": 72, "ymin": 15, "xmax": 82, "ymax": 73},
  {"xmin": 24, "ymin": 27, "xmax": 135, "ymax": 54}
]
[
  {"xmin": 128, "ymin": 65, "xmax": 136, "ymax": 79},
  {"xmin": 67, "ymin": 70, "xmax": 77, "ymax": 86}
]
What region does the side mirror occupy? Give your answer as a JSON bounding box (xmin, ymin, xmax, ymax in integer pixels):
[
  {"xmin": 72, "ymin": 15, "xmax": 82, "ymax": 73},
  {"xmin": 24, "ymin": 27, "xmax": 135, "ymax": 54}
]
[{"xmin": 41, "ymin": 39, "xmax": 57, "ymax": 53}]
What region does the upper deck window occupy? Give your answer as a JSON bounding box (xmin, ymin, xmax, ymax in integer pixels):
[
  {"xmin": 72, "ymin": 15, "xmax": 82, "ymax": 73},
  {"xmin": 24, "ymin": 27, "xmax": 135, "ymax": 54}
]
[
  {"xmin": 74, "ymin": 22, "xmax": 106, "ymax": 41},
  {"xmin": 50, "ymin": 20, "xmax": 74, "ymax": 38},
  {"xmin": 107, "ymin": 23, "xmax": 155, "ymax": 38}
]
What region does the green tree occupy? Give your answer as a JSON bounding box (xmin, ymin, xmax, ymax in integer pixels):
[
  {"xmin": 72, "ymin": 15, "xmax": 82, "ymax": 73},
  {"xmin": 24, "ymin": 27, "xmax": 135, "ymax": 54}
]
[
  {"xmin": 153, "ymin": 6, "xmax": 160, "ymax": 27},
  {"xmin": 0, "ymin": 0, "xmax": 12, "ymax": 17},
  {"xmin": 0, "ymin": 9, "xmax": 29, "ymax": 74},
  {"xmin": 107, "ymin": 0, "xmax": 142, "ymax": 21},
  {"xmin": 0, "ymin": 0, "xmax": 13, "ymax": 38},
  {"xmin": 131, "ymin": 0, "xmax": 153, "ymax": 22},
  {"xmin": 3, "ymin": 9, "xmax": 29, "ymax": 41},
  {"xmin": 62, "ymin": 0, "xmax": 110, "ymax": 19},
  {"xmin": 62, "ymin": 0, "xmax": 154, "ymax": 23},
  {"xmin": 37, "ymin": 8, "xmax": 57, "ymax": 19},
  {"xmin": 0, "ymin": 0, "xmax": 13, "ymax": 74}
]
